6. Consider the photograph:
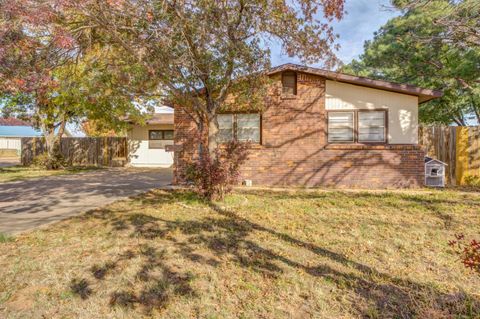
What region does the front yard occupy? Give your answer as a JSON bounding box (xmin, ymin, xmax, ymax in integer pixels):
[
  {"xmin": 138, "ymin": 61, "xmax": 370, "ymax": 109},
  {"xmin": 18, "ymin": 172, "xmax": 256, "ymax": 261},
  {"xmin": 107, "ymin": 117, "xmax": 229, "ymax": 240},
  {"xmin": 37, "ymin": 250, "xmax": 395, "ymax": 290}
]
[
  {"xmin": 1, "ymin": 188, "xmax": 479, "ymax": 318},
  {"xmin": 0, "ymin": 166, "xmax": 101, "ymax": 183}
]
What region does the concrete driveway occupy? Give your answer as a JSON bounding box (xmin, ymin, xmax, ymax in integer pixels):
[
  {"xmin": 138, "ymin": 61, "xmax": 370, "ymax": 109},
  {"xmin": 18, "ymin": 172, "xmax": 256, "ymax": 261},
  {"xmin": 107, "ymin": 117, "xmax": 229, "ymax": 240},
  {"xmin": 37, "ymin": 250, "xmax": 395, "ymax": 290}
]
[
  {"xmin": 0, "ymin": 168, "xmax": 172, "ymax": 234},
  {"xmin": 0, "ymin": 157, "xmax": 20, "ymax": 167}
]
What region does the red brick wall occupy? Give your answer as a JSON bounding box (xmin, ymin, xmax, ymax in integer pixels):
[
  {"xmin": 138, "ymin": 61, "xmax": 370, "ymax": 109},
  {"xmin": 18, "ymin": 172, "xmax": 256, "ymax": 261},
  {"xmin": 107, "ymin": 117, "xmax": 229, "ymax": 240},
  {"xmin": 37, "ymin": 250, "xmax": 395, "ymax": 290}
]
[{"xmin": 174, "ymin": 72, "xmax": 425, "ymax": 188}]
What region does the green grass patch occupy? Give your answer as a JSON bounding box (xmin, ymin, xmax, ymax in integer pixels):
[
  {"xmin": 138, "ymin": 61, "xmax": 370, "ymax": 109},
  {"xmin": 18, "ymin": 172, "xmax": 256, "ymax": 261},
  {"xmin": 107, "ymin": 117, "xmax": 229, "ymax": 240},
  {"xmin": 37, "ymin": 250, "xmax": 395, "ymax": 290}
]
[
  {"xmin": 0, "ymin": 232, "xmax": 13, "ymax": 243},
  {"xmin": 1, "ymin": 188, "xmax": 479, "ymax": 318},
  {"xmin": 0, "ymin": 166, "xmax": 102, "ymax": 183}
]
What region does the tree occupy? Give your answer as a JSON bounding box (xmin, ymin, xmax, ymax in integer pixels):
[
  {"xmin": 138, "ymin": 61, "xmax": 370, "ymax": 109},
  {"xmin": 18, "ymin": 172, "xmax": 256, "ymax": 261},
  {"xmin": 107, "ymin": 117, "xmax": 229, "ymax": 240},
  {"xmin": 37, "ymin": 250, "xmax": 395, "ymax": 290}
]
[
  {"xmin": 67, "ymin": 0, "xmax": 345, "ymax": 157},
  {"xmin": 343, "ymin": 0, "xmax": 480, "ymax": 125},
  {"xmin": 394, "ymin": 0, "xmax": 480, "ymax": 47},
  {"xmin": 0, "ymin": 1, "xmax": 154, "ymax": 168},
  {"xmin": 81, "ymin": 120, "xmax": 120, "ymax": 137}
]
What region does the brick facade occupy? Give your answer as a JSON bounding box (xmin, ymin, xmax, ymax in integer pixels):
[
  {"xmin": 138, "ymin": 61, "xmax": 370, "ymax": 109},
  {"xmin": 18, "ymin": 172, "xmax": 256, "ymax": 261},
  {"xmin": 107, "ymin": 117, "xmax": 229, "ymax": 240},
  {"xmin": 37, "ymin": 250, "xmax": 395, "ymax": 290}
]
[{"xmin": 174, "ymin": 72, "xmax": 425, "ymax": 188}]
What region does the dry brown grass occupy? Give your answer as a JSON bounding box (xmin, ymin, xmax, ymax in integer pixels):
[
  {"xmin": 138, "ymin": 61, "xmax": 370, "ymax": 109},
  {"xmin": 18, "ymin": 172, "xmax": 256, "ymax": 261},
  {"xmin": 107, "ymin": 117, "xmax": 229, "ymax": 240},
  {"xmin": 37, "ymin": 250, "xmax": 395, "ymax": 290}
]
[{"xmin": 1, "ymin": 188, "xmax": 480, "ymax": 318}]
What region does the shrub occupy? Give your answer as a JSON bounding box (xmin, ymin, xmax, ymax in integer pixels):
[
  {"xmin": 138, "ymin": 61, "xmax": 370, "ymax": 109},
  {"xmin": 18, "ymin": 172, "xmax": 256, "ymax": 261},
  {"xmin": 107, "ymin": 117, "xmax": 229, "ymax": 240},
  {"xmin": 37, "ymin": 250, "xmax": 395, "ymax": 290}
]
[
  {"xmin": 464, "ymin": 174, "xmax": 480, "ymax": 187},
  {"xmin": 449, "ymin": 234, "xmax": 480, "ymax": 275},
  {"xmin": 32, "ymin": 152, "xmax": 65, "ymax": 170},
  {"xmin": 183, "ymin": 141, "xmax": 249, "ymax": 201}
]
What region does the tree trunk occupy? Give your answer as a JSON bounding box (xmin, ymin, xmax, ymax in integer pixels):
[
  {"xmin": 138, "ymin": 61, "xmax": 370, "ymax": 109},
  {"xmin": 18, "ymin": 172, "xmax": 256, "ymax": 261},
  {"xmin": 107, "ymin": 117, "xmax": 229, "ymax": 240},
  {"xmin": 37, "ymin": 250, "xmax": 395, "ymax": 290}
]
[
  {"xmin": 207, "ymin": 115, "xmax": 219, "ymax": 158},
  {"xmin": 42, "ymin": 120, "xmax": 66, "ymax": 170},
  {"xmin": 43, "ymin": 129, "xmax": 58, "ymax": 169}
]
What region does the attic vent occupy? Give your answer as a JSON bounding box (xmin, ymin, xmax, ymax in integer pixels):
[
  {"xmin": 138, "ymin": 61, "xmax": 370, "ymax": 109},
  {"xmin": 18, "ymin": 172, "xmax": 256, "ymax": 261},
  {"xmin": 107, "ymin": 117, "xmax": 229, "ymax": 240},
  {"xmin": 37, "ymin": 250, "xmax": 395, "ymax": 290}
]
[{"xmin": 424, "ymin": 156, "xmax": 447, "ymax": 187}]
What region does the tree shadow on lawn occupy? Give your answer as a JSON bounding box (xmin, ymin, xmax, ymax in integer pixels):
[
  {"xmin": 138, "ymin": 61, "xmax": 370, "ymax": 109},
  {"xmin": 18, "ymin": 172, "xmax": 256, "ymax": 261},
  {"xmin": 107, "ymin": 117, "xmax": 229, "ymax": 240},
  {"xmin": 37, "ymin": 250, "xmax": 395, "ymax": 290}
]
[
  {"xmin": 72, "ymin": 190, "xmax": 480, "ymax": 317},
  {"xmin": 70, "ymin": 242, "xmax": 196, "ymax": 314}
]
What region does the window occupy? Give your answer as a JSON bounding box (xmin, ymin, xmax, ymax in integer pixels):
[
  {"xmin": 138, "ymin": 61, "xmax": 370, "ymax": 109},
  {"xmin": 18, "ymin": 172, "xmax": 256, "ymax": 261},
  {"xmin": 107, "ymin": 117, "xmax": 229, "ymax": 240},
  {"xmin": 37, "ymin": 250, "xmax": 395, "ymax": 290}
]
[
  {"xmin": 149, "ymin": 130, "xmax": 174, "ymax": 140},
  {"xmin": 358, "ymin": 111, "xmax": 386, "ymax": 142},
  {"xmin": 216, "ymin": 113, "xmax": 261, "ymax": 144},
  {"xmin": 217, "ymin": 114, "xmax": 234, "ymax": 143},
  {"xmin": 327, "ymin": 110, "xmax": 387, "ymax": 144},
  {"xmin": 327, "ymin": 112, "xmax": 354, "ymax": 143},
  {"xmin": 282, "ymin": 71, "xmax": 297, "ymax": 95},
  {"xmin": 149, "ymin": 129, "xmax": 174, "ymax": 149},
  {"xmin": 237, "ymin": 114, "xmax": 260, "ymax": 142}
]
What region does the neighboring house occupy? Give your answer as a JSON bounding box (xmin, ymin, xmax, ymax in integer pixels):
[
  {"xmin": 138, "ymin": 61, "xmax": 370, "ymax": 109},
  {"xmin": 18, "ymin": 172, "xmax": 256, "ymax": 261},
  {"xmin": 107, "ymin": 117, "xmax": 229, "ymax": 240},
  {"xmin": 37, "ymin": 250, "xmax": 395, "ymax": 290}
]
[
  {"xmin": 0, "ymin": 118, "xmax": 43, "ymax": 156},
  {"xmin": 174, "ymin": 63, "xmax": 442, "ymax": 188},
  {"xmin": 126, "ymin": 113, "xmax": 175, "ymax": 167},
  {"xmin": 0, "ymin": 118, "xmax": 73, "ymax": 157}
]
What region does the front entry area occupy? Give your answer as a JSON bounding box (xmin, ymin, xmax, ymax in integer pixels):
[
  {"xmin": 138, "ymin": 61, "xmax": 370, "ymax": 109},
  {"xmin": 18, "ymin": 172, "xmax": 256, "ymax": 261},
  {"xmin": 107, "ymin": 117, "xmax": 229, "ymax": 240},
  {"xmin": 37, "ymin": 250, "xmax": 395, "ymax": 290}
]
[{"xmin": 128, "ymin": 124, "xmax": 174, "ymax": 168}]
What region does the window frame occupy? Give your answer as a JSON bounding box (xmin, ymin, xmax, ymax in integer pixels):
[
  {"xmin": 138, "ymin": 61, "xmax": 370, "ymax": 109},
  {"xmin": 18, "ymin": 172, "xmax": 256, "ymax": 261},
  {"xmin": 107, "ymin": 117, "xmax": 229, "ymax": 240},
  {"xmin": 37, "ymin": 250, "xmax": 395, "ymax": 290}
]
[
  {"xmin": 327, "ymin": 111, "xmax": 355, "ymax": 143},
  {"xmin": 326, "ymin": 109, "xmax": 388, "ymax": 144},
  {"xmin": 148, "ymin": 129, "xmax": 174, "ymax": 140},
  {"xmin": 216, "ymin": 112, "xmax": 262, "ymax": 145},
  {"xmin": 281, "ymin": 71, "xmax": 297, "ymax": 96},
  {"xmin": 357, "ymin": 109, "xmax": 387, "ymax": 143},
  {"xmin": 216, "ymin": 113, "xmax": 235, "ymax": 144}
]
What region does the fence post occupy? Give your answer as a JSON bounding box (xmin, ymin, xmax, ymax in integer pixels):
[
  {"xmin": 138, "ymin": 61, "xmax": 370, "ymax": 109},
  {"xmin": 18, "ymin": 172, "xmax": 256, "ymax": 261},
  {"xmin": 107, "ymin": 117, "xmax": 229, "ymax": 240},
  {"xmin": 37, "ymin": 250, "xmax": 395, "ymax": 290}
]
[
  {"xmin": 103, "ymin": 137, "xmax": 108, "ymax": 166},
  {"xmin": 455, "ymin": 127, "xmax": 469, "ymax": 185}
]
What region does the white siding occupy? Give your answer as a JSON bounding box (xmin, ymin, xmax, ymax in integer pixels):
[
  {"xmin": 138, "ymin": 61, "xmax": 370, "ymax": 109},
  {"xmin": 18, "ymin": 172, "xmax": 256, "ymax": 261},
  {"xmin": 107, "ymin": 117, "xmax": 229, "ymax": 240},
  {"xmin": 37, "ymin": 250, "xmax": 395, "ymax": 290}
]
[
  {"xmin": 325, "ymin": 80, "xmax": 419, "ymax": 144},
  {"xmin": 0, "ymin": 137, "xmax": 21, "ymax": 151},
  {"xmin": 127, "ymin": 124, "xmax": 174, "ymax": 167}
]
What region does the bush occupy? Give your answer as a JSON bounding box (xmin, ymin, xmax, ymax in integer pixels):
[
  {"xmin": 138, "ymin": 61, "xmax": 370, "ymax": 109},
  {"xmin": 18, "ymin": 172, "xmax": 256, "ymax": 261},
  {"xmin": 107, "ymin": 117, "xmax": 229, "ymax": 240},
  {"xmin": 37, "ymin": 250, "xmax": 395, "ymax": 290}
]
[
  {"xmin": 183, "ymin": 141, "xmax": 249, "ymax": 201},
  {"xmin": 32, "ymin": 152, "xmax": 65, "ymax": 170},
  {"xmin": 449, "ymin": 234, "xmax": 480, "ymax": 276},
  {"xmin": 464, "ymin": 174, "xmax": 480, "ymax": 187}
]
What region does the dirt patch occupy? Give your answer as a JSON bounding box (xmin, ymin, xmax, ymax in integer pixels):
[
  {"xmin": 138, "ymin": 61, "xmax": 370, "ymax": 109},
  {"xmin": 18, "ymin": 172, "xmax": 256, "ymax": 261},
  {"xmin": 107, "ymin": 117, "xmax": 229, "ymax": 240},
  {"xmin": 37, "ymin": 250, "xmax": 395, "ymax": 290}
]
[{"xmin": 4, "ymin": 285, "xmax": 49, "ymax": 312}]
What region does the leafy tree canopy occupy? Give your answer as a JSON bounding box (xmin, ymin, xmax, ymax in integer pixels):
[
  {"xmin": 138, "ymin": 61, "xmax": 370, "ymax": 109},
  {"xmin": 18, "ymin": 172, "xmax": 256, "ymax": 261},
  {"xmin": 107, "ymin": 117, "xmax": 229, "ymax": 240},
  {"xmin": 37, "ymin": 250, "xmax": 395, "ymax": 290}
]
[
  {"xmin": 0, "ymin": 1, "xmax": 156, "ymax": 167},
  {"xmin": 67, "ymin": 0, "xmax": 345, "ymax": 154},
  {"xmin": 343, "ymin": 0, "xmax": 480, "ymax": 126}
]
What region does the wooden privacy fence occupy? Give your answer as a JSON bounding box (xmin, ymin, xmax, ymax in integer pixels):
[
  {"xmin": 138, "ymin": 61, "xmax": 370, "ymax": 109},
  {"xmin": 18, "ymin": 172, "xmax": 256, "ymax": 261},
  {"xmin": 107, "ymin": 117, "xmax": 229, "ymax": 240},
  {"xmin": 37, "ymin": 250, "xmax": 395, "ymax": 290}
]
[
  {"xmin": 21, "ymin": 137, "xmax": 128, "ymax": 167},
  {"xmin": 419, "ymin": 126, "xmax": 480, "ymax": 185}
]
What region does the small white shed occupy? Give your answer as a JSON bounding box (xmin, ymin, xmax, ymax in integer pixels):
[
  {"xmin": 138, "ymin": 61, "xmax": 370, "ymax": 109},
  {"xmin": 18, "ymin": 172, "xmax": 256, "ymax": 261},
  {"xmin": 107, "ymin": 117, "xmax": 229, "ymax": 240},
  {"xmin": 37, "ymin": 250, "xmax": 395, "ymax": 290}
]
[{"xmin": 424, "ymin": 156, "xmax": 447, "ymax": 187}]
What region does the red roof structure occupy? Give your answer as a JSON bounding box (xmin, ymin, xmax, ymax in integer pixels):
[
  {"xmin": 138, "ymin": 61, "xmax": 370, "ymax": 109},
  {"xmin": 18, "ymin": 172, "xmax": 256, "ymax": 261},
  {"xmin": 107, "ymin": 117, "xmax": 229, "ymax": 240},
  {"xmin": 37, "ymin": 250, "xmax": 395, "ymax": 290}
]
[{"xmin": 0, "ymin": 118, "xmax": 31, "ymax": 126}]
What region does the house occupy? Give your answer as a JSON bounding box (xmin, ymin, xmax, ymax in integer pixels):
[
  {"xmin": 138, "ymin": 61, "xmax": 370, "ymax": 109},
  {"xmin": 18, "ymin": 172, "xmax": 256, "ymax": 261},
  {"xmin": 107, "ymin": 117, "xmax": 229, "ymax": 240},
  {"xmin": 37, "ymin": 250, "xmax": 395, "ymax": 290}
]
[
  {"xmin": 126, "ymin": 112, "xmax": 175, "ymax": 167},
  {"xmin": 0, "ymin": 118, "xmax": 44, "ymax": 157},
  {"xmin": 173, "ymin": 63, "xmax": 443, "ymax": 188}
]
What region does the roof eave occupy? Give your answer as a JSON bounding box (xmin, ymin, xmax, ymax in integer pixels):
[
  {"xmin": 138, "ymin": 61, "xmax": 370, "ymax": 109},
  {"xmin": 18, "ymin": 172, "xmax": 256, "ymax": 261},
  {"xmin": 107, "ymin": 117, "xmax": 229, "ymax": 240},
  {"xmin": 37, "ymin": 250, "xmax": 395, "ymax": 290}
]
[{"xmin": 268, "ymin": 63, "xmax": 443, "ymax": 103}]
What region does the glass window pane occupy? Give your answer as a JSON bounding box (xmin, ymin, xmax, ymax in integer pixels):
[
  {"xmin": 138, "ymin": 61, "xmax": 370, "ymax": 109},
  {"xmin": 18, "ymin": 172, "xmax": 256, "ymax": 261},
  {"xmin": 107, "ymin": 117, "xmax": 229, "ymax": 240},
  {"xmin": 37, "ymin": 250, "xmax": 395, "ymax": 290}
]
[
  {"xmin": 216, "ymin": 114, "xmax": 234, "ymax": 143},
  {"xmin": 282, "ymin": 72, "xmax": 297, "ymax": 95},
  {"xmin": 217, "ymin": 114, "xmax": 233, "ymax": 129},
  {"xmin": 149, "ymin": 130, "xmax": 163, "ymax": 140},
  {"xmin": 237, "ymin": 114, "xmax": 259, "ymax": 128},
  {"xmin": 237, "ymin": 128, "xmax": 260, "ymax": 142},
  {"xmin": 217, "ymin": 129, "xmax": 233, "ymax": 143},
  {"xmin": 237, "ymin": 114, "xmax": 260, "ymax": 143},
  {"xmin": 358, "ymin": 111, "xmax": 385, "ymax": 142},
  {"xmin": 358, "ymin": 111, "xmax": 384, "ymax": 127},
  {"xmin": 163, "ymin": 130, "xmax": 174, "ymax": 140},
  {"xmin": 328, "ymin": 112, "xmax": 354, "ymax": 142},
  {"xmin": 329, "ymin": 128, "xmax": 354, "ymax": 142}
]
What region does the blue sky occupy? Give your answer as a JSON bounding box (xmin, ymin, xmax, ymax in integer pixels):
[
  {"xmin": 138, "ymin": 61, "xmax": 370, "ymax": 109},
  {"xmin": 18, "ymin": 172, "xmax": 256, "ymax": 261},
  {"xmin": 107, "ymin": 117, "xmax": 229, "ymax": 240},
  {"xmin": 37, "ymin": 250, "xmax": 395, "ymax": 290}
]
[{"xmin": 270, "ymin": 0, "xmax": 400, "ymax": 68}]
